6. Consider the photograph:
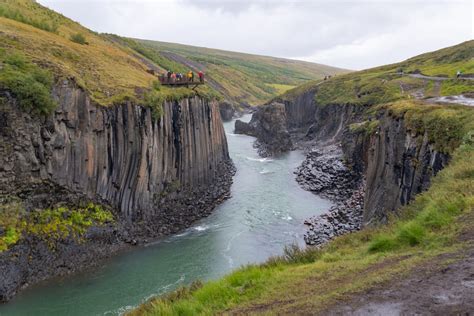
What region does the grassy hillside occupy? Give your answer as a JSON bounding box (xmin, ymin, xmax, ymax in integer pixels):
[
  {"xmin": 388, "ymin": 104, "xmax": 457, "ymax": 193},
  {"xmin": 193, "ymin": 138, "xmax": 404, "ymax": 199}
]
[
  {"xmin": 279, "ymin": 40, "xmax": 474, "ymax": 106},
  {"xmin": 0, "ymin": 0, "xmax": 157, "ymax": 106},
  {"xmin": 130, "ymin": 42, "xmax": 474, "ymax": 315},
  {"xmin": 133, "ymin": 39, "xmax": 347, "ymax": 106},
  {"xmin": 0, "ymin": 0, "xmax": 345, "ymax": 111}
]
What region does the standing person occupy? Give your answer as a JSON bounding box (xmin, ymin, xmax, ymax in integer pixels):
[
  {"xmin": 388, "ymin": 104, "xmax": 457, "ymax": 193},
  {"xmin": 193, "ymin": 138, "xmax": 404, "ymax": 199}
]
[
  {"xmin": 198, "ymin": 71, "xmax": 204, "ymax": 83},
  {"xmin": 167, "ymin": 70, "xmax": 172, "ymax": 83},
  {"xmin": 456, "ymin": 70, "xmax": 462, "ymax": 78},
  {"xmin": 171, "ymin": 72, "xmax": 176, "ymax": 83},
  {"xmin": 188, "ymin": 71, "xmax": 193, "ymax": 82}
]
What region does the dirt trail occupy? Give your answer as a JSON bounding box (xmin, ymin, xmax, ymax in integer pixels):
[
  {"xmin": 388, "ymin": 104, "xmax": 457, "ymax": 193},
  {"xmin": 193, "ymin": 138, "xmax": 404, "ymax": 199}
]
[
  {"xmin": 408, "ymin": 73, "xmax": 474, "ymax": 81},
  {"xmin": 324, "ymin": 214, "xmax": 474, "ymax": 316},
  {"xmin": 325, "ymin": 249, "xmax": 474, "ymax": 315}
]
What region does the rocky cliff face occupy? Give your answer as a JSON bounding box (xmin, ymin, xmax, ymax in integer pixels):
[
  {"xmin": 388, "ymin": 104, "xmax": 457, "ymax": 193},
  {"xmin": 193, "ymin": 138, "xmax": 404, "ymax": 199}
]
[
  {"xmin": 241, "ymin": 89, "xmax": 449, "ymax": 233},
  {"xmin": 219, "ymin": 101, "xmax": 236, "ymax": 122},
  {"xmin": 282, "ymin": 90, "xmax": 317, "ymax": 132},
  {"xmin": 234, "ymin": 102, "xmax": 292, "ymax": 156},
  {"xmin": 361, "ymin": 113, "xmax": 448, "ymax": 224},
  {"xmin": 0, "ymin": 81, "xmax": 234, "ymax": 301},
  {"xmin": 0, "ymin": 81, "xmax": 232, "ymax": 221}
]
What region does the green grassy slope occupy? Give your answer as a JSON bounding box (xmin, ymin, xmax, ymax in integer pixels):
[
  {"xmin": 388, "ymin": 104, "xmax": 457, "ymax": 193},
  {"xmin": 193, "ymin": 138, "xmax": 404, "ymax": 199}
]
[
  {"xmin": 279, "ymin": 40, "xmax": 474, "ymax": 106},
  {"xmin": 134, "ymin": 39, "xmax": 348, "ymax": 106},
  {"xmin": 0, "ymin": 0, "xmax": 158, "ymax": 107},
  {"xmin": 130, "ymin": 42, "xmax": 474, "ymax": 315}
]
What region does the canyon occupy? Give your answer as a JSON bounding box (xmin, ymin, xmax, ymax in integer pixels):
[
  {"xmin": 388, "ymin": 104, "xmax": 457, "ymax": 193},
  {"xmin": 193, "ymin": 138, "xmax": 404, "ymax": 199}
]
[
  {"xmin": 235, "ymin": 86, "xmax": 450, "ymax": 245},
  {"xmin": 0, "ymin": 81, "xmax": 234, "ymax": 301}
]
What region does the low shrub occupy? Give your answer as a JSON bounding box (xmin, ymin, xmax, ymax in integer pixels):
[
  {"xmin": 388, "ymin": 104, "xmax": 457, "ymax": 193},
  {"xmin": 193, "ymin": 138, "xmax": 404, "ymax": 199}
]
[
  {"xmin": 25, "ymin": 203, "xmax": 114, "ymax": 247},
  {"xmin": 70, "ymin": 33, "xmax": 88, "ymax": 45}
]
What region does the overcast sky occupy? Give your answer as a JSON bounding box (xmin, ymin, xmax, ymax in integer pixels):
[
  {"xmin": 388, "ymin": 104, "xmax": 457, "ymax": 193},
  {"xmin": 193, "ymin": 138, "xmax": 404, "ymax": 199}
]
[{"xmin": 39, "ymin": 0, "xmax": 473, "ymax": 70}]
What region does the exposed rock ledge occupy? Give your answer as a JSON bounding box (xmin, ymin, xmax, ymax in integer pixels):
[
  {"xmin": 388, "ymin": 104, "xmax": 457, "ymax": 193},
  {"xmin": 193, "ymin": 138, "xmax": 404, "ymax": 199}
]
[{"xmin": 234, "ymin": 102, "xmax": 292, "ymax": 157}]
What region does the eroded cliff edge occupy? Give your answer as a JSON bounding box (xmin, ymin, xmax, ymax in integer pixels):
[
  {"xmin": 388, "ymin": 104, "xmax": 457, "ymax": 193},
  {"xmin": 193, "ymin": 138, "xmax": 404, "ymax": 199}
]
[
  {"xmin": 0, "ymin": 81, "xmax": 234, "ymax": 301},
  {"xmin": 235, "ymin": 91, "xmax": 449, "ymax": 245}
]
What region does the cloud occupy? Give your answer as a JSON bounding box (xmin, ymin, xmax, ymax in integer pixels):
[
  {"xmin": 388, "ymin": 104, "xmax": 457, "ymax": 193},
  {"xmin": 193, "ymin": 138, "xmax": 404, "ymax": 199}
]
[{"xmin": 39, "ymin": 0, "xmax": 473, "ymax": 69}]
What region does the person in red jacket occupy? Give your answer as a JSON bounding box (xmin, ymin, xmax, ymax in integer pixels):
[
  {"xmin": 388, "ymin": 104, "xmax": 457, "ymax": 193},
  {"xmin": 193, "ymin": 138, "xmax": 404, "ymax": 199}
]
[{"xmin": 198, "ymin": 71, "xmax": 204, "ymax": 83}]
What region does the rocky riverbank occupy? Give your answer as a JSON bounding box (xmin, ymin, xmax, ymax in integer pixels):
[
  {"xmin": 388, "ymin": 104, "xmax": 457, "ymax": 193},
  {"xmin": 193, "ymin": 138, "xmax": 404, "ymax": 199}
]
[
  {"xmin": 303, "ymin": 182, "xmax": 364, "ymax": 246},
  {"xmin": 293, "ymin": 145, "xmax": 365, "ymax": 246},
  {"xmin": 0, "ymin": 160, "xmax": 235, "ymax": 302}
]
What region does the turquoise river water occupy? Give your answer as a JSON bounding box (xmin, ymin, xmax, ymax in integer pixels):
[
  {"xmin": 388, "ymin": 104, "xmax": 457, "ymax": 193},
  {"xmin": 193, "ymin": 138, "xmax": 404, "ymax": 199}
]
[{"xmin": 0, "ymin": 114, "xmax": 332, "ymax": 316}]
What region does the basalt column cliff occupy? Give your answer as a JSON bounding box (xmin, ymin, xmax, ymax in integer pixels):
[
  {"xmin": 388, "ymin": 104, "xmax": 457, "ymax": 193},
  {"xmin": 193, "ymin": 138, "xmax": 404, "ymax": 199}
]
[{"xmin": 0, "ymin": 81, "xmax": 234, "ymax": 301}]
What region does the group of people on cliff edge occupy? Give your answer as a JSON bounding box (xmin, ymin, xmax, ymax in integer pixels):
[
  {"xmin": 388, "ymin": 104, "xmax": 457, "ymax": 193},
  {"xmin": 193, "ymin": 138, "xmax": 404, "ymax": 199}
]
[{"xmin": 159, "ymin": 70, "xmax": 204, "ymax": 84}]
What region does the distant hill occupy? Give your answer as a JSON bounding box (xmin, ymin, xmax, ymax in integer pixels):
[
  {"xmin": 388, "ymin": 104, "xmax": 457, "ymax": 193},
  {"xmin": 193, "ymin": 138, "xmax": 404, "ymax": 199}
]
[
  {"xmin": 0, "ymin": 0, "xmax": 346, "ymax": 108},
  {"xmin": 132, "ymin": 39, "xmax": 347, "ymax": 106}
]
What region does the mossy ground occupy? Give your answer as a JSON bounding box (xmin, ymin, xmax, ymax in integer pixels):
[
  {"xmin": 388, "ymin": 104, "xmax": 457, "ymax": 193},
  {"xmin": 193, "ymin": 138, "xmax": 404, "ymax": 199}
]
[{"xmin": 0, "ymin": 200, "xmax": 114, "ymax": 252}]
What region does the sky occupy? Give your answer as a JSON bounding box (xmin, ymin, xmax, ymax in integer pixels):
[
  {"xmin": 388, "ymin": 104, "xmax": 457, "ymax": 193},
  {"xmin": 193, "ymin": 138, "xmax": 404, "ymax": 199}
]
[{"xmin": 39, "ymin": 0, "xmax": 473, "ymax": 70}]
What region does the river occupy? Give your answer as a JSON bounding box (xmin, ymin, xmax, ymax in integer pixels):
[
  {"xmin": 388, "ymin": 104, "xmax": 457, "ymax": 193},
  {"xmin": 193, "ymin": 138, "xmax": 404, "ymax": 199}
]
[{"xmin": 0, "ymin": 114, "xmax": 332, "ymax": 316}]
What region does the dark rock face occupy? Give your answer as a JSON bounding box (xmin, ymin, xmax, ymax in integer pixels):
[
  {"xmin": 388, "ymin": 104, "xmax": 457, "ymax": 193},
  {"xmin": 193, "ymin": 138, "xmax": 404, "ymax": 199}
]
[
  {"xmin": 362, "ymin": 113, "xmax": 449, "ymax": 224},
  {"xmin": 219, "ymin": 101, "xmax": 235, "ymax": 121},
  {"xmin": 0, "ymin": 81, "xmax": 234, "ymax": 301},
  {"xmin": 261, "ymin": 88, "xmax": 450, "ymax": 246},
  {"xmin": 234, "ymin": 102, "xmax": 292, "ymax": 156},
  {"xmin": 0, "ymin": 82, "xmax": 231, "ymax": 220},
  {"xmin": 295, "ymin": 145, "xmax": 359, "ymax": 202},
  {"xmin": 282, "ymin": 90, "xmax": 317, "ymax": 132}
]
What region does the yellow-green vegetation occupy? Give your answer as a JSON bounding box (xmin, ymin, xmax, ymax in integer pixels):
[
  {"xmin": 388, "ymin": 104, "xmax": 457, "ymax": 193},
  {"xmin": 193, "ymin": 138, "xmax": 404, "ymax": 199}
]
[
  {"xmin": 382, "ymin": 101, "xmax": 474, "ymax": 153},
  {"xmin": 0, "ymin": 50, "xmax": 56, "ymax": 114},
  {"xmin": 349, "ymin": 119, "xmax": 380, "ymax": 136},
  {"xmin": 403, "ymin": 41, "xmax": 474, "ymax": 76},
  {"xmin": 0, "ymin": 201, "xmax": 23, "ymax": 252},
  {"xmin": 131, "ymin": 101, "xmax": 474, "ymax": 315},
  {"xmin": 0, "ymin": 0, "xmax": 59, "ymax": 33},
  {"xmin": 265, "ymin": 83, "xmax": 296, "ymax": 95},
  {"xmin": 143, "ymin": 81, "xmax": 221, "ymax": 119},
  {"xmin": 0, "ymin": 0, "xmax": 155, "ymax": 106},
  {"xmin": 69, "ymin": 33, "xmax": 88, "ymax": 45},
  {"xmin": 0, "ymin": 201, "xmax": 114, "ymax": 251},
  {"xmin": 278, "ymin": 40, "xmax": 474, "ymax": 106},
  {"xmin": 136, "ymin": 39, "xmax": 347, "ymax": 105}
]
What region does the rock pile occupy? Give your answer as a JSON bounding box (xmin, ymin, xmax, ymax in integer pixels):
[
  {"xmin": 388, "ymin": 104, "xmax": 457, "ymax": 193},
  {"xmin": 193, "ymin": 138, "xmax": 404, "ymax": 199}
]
[
  {"xmin": 303, "ymin": 183, "xmax": 364, "ymax": 246},
  {"xmin": 295, "ymin": 145, "xmax": 359, "ymax": 202},
  {"xmin": 294, "ymin": 144, "xmax": 365, "ymax": 246}
]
